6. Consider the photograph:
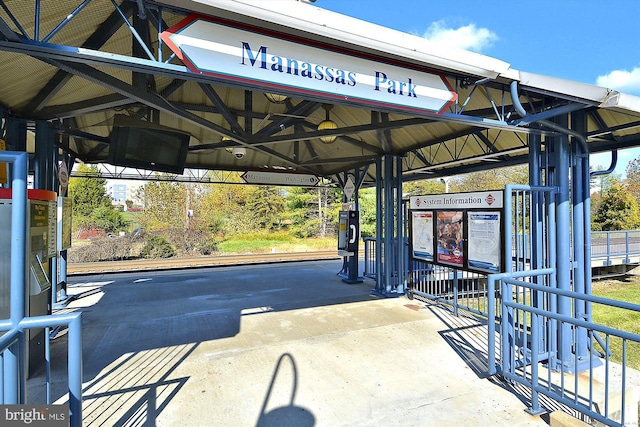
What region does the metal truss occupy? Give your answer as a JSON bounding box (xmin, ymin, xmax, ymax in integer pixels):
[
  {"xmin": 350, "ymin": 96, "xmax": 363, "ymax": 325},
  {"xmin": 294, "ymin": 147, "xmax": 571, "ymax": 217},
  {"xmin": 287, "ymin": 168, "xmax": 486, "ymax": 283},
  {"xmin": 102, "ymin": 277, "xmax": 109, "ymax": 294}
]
[
  {"xmin": 71, "ymin": 163, "xmax": 335, "ymax": 187},
  {"xmin": 70, "ymin": 164, "xmax": 241, "ymax": 184}
]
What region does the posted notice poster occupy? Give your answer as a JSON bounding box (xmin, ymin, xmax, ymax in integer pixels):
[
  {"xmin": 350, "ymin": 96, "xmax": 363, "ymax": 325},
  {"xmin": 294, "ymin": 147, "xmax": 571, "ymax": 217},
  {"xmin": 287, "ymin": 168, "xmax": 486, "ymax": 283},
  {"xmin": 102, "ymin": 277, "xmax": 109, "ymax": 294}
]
[
  {"xmin": 468, "ymin": 211, "xmax": 501, "ymax": 272},
  {"xmin": 436, "ymin": 211, "xmax": 463, "ymax": 267},
  {"xmin": 412, "ymin": 211, "xmax": 434, "ymax": 261}
]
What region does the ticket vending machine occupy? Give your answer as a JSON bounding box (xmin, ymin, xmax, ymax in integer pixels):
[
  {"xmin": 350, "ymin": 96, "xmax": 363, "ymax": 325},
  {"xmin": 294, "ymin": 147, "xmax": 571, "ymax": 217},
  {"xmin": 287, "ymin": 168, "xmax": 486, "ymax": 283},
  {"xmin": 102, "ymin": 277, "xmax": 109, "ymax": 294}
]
[
  {"xmin": 337, "ymin": 210, "xmax": 362, "ymax": 284},
  {"xmin": 0, "ymin": 189, "xmax": 55, "ymax": 376}
]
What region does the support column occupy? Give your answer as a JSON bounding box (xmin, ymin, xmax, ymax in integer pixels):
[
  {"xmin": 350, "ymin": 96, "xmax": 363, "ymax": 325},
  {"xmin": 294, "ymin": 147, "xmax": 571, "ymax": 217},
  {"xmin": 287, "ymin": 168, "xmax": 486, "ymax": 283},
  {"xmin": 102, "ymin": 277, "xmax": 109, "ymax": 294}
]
[
  {"xmin": 553, "ymin": 115, "xmax": 574, "ymax": 370},
  {"xmin": 373, "ymin": 155, "xmax": 403, "ymax": 297},
  {"xmin": 395, "ymin": 156, "xmax": 404, "ymax": 294},
  {"xmin": 34, "ymin": 121, "xmax": 55, "ymax": 191},
  {"xmin": 571, "ymin": 111, "xmax": 589, "ymax": 361},
  {"xmin": 375, "ymin": 157, "xmax": 383, "ymax": 294}
]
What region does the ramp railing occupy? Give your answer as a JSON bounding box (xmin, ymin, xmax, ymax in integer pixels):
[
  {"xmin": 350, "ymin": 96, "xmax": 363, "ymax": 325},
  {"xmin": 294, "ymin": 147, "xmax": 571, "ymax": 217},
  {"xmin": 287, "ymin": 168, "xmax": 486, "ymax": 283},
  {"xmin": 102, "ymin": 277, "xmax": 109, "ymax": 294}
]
[
  {"xmin": 490, "ymin": 271, "xmax": 640, "ymax": 426},
  {"xmin": 591, "ymin": 230, "xmax": 640, "ymax": 266},
  {"xmin": 0, "ymin": 313, "xmax": 83, "ymax": 427}
]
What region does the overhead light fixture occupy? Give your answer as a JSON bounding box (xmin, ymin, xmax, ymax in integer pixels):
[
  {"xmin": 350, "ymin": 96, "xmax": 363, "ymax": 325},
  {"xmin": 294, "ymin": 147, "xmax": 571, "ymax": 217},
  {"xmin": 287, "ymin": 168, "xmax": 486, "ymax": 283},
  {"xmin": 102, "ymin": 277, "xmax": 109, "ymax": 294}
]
[
  {"xmin": 264, "ymin": 92, "xmax": 288, "ymax": 104},
  {"xmin": 318, "ymin": 104, "xmax": 337, "ymax": 144}
]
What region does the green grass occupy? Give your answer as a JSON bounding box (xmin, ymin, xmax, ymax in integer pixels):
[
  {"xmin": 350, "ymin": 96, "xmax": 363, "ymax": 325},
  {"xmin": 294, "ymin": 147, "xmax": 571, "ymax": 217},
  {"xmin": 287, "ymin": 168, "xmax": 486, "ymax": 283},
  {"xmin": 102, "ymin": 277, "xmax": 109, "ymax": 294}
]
[
  {"xmin": 217, "ymin": 232, "xmax": 337, "ymax": 254},
  {"xmin": 591, "ymin": 277, "xmax": 640, "ymax": 371}
]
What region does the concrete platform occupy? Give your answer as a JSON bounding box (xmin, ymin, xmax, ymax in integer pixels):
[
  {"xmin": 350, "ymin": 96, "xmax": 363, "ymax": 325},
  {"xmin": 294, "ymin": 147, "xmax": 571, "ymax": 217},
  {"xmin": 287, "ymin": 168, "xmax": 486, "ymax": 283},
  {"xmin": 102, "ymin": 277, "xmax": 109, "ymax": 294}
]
[{"xmin": 29, "ymin": 260, "xmax": 549, "ymax": 426}]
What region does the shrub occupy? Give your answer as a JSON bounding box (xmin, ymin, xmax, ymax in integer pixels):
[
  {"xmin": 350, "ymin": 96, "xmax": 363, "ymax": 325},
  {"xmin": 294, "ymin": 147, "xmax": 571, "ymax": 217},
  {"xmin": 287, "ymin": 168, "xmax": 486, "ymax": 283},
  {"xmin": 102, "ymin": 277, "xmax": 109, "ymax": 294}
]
[
  {"xmin": 197, "ymin": 238, "xmax": 219, "ymax": 255},
  {"xmin": 68, "ymin": 235, "xmax": 133, "ymax": 262},
  {"xmin": 140, "ymin": 236, "xmax": 175, "ymax": 259}
]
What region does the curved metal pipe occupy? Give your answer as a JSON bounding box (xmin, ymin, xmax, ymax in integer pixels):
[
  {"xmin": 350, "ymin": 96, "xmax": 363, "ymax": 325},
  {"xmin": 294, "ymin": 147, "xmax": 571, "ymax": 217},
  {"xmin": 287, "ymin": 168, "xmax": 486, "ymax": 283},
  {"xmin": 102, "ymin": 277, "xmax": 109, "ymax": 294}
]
[
  {"xmin": 510, "ymin": 80, "xmax": 589, "ymax": 153},
  {"xmin": 510, "ymin": 81, "xmax": 528, "ymax": 118},
  {"xmin": 590, "ymin": 150, "xmax": 618, "ymax": 177}
]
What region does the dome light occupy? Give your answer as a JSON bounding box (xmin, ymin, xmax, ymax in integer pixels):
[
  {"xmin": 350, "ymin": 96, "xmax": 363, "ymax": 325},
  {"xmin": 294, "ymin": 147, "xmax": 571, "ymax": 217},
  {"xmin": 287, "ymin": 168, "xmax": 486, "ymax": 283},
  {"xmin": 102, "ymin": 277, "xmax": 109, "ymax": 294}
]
[
  {"xmin": 264, "ymin": 92, "xmax": 288, "ymax": 103},
  {"xmin": 318, "ymin": 104, "xmax": 337, "ymax": 144}
]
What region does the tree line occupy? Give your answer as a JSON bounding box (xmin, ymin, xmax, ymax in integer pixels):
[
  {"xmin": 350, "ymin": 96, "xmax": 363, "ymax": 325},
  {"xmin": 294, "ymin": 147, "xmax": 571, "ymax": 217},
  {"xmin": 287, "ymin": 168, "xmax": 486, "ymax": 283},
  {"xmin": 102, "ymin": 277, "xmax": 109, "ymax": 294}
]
[{"xmin": 67, "ymin": 158, "xmax": 635, "ymax": 259}]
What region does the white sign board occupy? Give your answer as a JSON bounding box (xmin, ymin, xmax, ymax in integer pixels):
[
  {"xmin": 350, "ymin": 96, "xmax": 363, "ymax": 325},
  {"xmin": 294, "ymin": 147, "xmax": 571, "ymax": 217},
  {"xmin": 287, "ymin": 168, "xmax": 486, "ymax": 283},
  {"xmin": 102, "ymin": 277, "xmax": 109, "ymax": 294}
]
[
  {"xmin": 161, "ymin": 15, "xmax": 457, "ymax": 114},
  {"xmin": 410, "ymin": 191, "xmax": 503, "ymax": 210},
  {"xmin": 241, "ymin": 171, "xmax": 319, "ymax": 186},
  {"xmin": 411, "ymin": 211, "xmax": 434, "ymax": 262},
  {"xmin": 468, "ymin": 211, "xmax": 501, "ymax": 273},
  {"xmin": 343, "ymin": 175, "xmax": 356, "ymax": 201}
]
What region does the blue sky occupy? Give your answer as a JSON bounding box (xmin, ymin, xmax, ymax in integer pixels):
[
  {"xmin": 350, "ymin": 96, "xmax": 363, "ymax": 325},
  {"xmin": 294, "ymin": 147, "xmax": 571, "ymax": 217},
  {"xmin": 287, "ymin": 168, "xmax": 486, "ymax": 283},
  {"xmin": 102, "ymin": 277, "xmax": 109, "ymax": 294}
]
[{"xmin": 319, "ymin": 0, "xmax": 640, "ymax": 176}]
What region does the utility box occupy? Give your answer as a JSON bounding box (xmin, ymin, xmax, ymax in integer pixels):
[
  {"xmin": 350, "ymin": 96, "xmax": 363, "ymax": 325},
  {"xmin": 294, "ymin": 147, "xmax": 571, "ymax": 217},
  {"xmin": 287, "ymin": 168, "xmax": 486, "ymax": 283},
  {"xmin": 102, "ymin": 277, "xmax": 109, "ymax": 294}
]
[{"xmin": 0, "ymin": 188, "xmax": 56, "ymax": 376}]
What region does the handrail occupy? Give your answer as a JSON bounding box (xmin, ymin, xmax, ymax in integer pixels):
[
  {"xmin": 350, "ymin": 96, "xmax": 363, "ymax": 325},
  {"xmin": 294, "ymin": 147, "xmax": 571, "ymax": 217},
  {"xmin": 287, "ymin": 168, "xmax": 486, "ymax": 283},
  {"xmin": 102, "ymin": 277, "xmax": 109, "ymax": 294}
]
[
  {"xmin": 496, "ymin": 272, "xmax": 640, "ymax": 426},
  {"xmin": 0, "ymin": 312, "xmax": 83, "ymax": 427}
]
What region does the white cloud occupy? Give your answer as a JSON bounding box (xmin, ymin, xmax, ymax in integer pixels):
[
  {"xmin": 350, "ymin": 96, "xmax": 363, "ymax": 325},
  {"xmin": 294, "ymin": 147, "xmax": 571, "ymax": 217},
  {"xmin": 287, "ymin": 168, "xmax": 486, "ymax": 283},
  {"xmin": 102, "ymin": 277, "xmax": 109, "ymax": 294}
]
[
  {"xmin": 422, "ymin": 20, "xmax": 498, "ymax": 53},
  {"xmin": 596, "ymin": 67, "xmax": 640, "ymax": 95}
]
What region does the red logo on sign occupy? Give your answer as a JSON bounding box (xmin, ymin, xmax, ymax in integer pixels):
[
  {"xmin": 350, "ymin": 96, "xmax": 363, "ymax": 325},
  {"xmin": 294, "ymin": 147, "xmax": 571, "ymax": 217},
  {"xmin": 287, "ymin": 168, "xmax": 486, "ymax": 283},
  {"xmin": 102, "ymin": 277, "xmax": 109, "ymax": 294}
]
[
  {"xmin": 486, "ymin": 194, "xmax": 495, "ymax": 206},
  {"xmin": 416, "ymin": 199, "xmax": 421, "ymax": 207}
]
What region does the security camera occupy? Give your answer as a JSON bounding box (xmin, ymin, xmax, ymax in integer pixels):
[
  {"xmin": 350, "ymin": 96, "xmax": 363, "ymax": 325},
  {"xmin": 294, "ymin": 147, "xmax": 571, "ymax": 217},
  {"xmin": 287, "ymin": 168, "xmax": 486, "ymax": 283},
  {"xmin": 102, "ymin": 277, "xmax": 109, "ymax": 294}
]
[{"xmin": 232, "ymin": 147, "xmax": 246, "ymax": 159}]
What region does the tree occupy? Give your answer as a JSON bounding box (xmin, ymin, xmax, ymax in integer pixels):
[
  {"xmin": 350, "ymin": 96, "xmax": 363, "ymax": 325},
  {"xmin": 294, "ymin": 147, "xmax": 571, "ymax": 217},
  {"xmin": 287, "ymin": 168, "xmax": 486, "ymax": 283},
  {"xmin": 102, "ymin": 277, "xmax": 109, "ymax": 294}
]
[
  {"xmin": 286, "ymin": 187, "xmax": 341, "ymax": 238},
  {"xmin": 625, "ymin": 157, "xmax": 640, "ymax": 203},
  {"xmin": 593, "ymin": 181, "xmax": 640, "ymax": 231},
  {"xmin": 403, "ymin": 179, "xmax": 445, "ymax": 196},
  {"xmin": 136, "ymin": 179, "xmax": 213, "ymax": 253},
  {"xmin": 68, "ymin": 164, "xmax": 127, "ymax": 233},
  {"xmin": 452, "ymin": 165, "xmax": 529, "ymax": 192},
  {"xmin": 358, "ymin": 188, "xmax": 377, "ymax": 237},
  {"xmin": 244, "ymin": 186, "xmax": 286, "ymax": 230},
  {"xmin": 137, "ymin": 180, "xmax": 186, "ymax": 230},
  {"xmin": 90, "ymin": 206, "xmax": 129, "ymax": 233},
  {"xmin": 68, "ymin": 164, "xmax": 112, "ymax": 217}
]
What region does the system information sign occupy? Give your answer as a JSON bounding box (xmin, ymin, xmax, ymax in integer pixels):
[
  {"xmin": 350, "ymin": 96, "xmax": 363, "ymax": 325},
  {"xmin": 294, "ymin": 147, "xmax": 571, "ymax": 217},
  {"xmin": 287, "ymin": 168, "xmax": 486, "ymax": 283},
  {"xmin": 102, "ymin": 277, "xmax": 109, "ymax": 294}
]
[
  {"xmin": 410, "ymin": 191, "xmax": 503, "ymax": 210},
  {"xmin": 410, "ymin": 190, "xmax": 504, "ymax": 274},
  {"xmin": 161, "ymin": 15, "xmax": 457, "ymax": 115}
]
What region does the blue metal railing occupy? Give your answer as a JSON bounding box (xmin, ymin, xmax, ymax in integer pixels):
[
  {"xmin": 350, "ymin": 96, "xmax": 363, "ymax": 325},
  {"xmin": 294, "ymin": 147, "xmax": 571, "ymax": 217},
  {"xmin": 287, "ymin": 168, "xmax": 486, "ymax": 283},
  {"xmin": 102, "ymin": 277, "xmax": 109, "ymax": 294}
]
[
  {"xmin": 490, "ymin": 270, "xmax": 640, "ymax": 426},
  {"xmin": 0, "ymin": 313, "xmax": 83, "ymax": 426},
  {"xmin": 591, "ymin": 230, "xmax": 640, "ymax": 265}
]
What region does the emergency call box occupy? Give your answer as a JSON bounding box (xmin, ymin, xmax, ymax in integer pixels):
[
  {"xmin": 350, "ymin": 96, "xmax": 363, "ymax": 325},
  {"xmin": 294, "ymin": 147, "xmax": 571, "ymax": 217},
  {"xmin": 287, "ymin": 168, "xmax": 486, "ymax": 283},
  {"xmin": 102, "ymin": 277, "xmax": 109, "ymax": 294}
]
[{"xmin": 338, "ymin": 210, "xmax": 359, "ymax": 257}]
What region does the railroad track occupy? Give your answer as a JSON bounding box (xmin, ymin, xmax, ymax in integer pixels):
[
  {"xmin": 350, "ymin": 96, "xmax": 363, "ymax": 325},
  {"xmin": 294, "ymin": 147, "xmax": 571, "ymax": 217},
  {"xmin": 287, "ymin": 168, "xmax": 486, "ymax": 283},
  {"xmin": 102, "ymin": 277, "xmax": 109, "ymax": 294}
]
[{"xmin": 67, "ymin": 250, "xmax": 342, "ymax": 275}]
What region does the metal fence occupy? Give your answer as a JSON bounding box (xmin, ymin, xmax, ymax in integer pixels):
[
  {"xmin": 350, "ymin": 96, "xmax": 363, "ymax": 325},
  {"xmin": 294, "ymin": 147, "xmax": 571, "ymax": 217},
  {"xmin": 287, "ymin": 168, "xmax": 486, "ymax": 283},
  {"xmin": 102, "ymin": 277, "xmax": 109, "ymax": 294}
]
[
  {"xmin": 408, "ymin": 260, "xmax": 494, "ymax": 318},
  {"xmin": 592, "ymin": 230, "xmax": 640, "ymax": 265},
  {"xmin": 489, "ymin": 270, "xmax": 640, "ymax": 426},
  {"xmin": 0, "ymin": 313, "xmax": 83, "ymax": 427}
]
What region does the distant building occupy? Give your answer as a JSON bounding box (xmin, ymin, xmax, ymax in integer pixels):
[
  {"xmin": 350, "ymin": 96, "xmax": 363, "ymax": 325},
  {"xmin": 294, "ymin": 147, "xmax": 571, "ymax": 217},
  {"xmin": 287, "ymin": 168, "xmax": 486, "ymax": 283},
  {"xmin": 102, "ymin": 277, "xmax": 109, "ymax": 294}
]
[
  {"xmin": 108, "ymin": 182, "xmax": 143, "ymax": 209},
  {"xmin": 111, "ymin": 184, "xmax": 127, "ymax": 204}
]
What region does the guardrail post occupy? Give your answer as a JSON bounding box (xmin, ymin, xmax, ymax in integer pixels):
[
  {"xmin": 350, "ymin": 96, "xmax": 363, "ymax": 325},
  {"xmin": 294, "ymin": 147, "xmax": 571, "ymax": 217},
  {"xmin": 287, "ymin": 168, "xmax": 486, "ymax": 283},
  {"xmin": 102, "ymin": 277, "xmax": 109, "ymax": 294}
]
[
  {"xmin": 526, "ymin": 309, "xmax": 544, "ymax": 415},
  {"xmin": 487, "ymin": 276, "xmax": 497, "ymax": 375},
  {"xmin": 501, "ymin": 278, "xmax": 513, "ymax": 375},
  {"xmin": 624, "ymin": 231, "xmax": 631, "ymax": 264},
  {"xmin": 452, "ymin": 269, "xmax": 459, "ymax": 316},
  {"xmin": 68, "ymin": 314, "xmax": 83, "ymax": 427},
  {"xmin": 2, "ymin": 151, "xmax": 28, "ymax": 403}
]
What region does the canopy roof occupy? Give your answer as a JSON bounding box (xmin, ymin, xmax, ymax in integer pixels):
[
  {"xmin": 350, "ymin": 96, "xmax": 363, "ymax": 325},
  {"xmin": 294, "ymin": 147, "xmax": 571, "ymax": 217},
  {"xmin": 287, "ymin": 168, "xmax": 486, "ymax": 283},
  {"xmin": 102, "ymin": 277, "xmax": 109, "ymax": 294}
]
[{"xmin": 1, "ymin": 0, "xmax": 639, "ymax": 186}]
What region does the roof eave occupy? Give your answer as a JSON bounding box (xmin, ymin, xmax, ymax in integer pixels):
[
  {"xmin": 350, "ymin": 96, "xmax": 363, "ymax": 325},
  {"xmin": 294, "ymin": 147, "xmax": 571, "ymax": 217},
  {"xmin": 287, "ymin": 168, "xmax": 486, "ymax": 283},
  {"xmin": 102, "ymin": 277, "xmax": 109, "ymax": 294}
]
[{"xmin": 157, "ymin": 0, "xmax": 511, "ymax": 79}]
